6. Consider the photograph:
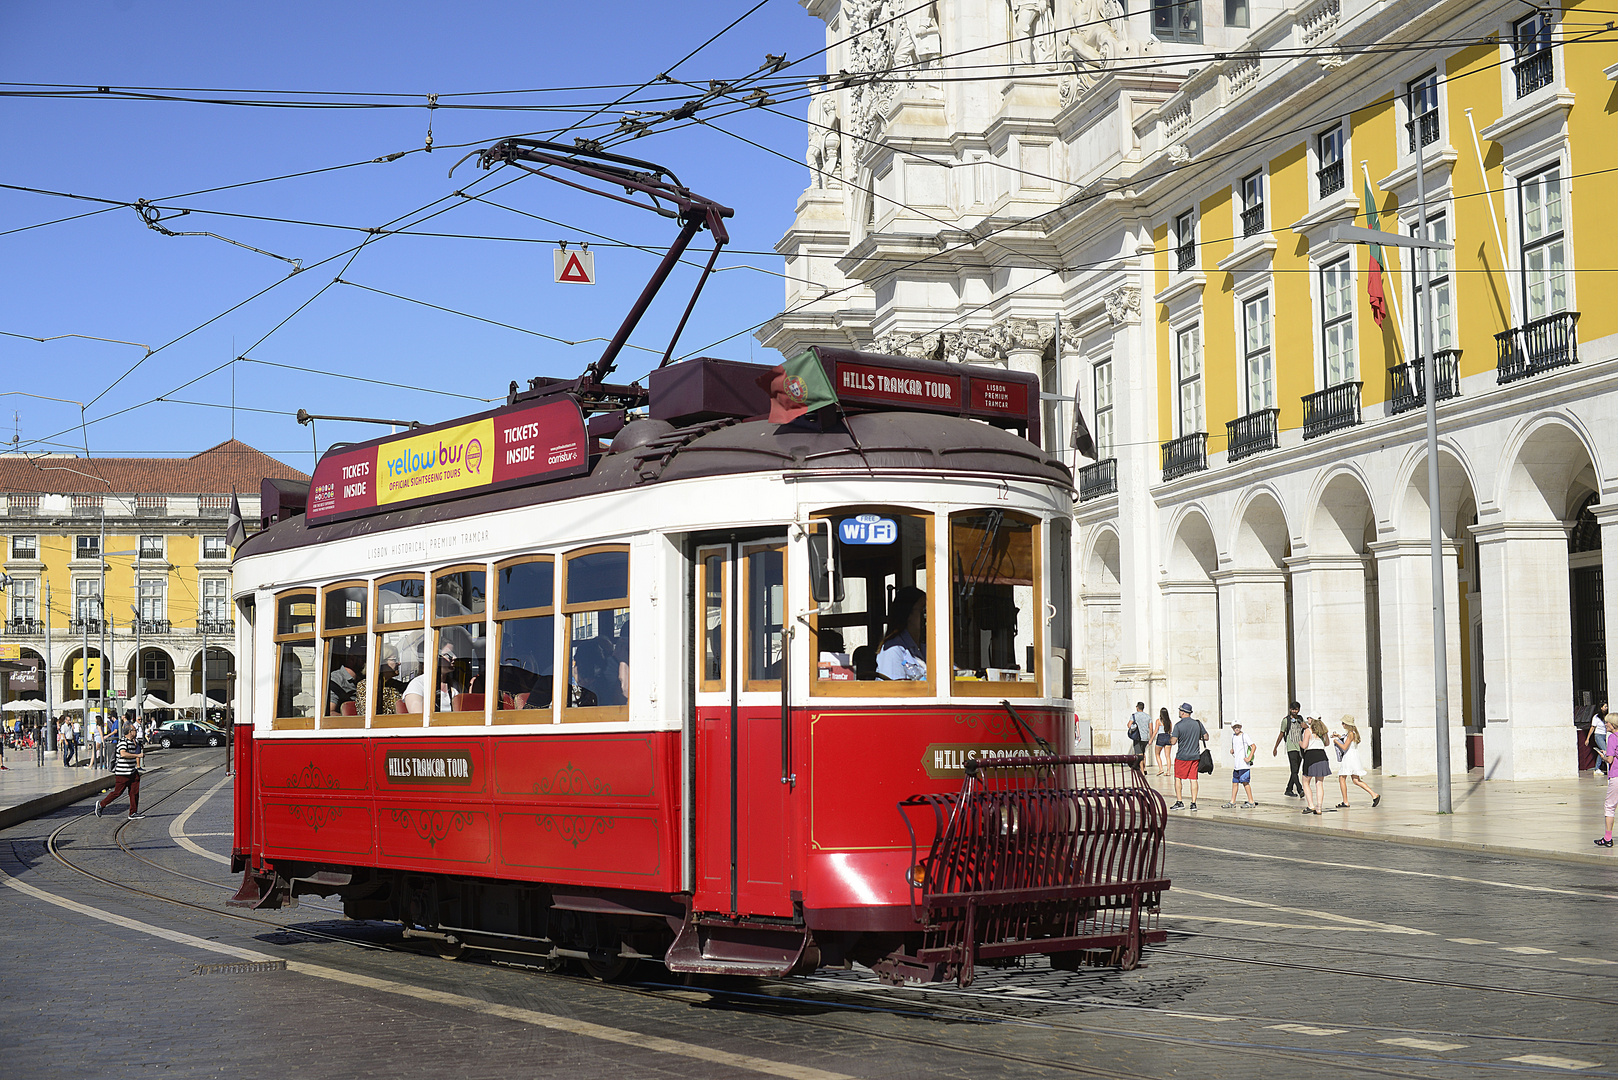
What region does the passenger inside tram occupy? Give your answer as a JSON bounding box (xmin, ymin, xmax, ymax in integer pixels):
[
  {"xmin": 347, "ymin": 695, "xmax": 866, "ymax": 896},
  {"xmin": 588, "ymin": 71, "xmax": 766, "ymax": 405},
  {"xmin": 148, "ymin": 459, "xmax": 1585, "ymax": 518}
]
[{"xmin": 876, "ymin": 586, "xmax": 927, "ymax": 681}]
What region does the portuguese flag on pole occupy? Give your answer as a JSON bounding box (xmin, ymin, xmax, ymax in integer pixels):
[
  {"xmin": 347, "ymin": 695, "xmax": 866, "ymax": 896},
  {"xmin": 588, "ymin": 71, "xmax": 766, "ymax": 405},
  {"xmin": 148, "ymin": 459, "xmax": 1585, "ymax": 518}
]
[
  {"xmin": 759, "ymin": 349, "xmax": 838, "ymax": 424},
  {"xmin": 1363, "ymin": 176, "xmax": 1387, "ymax": 328}
]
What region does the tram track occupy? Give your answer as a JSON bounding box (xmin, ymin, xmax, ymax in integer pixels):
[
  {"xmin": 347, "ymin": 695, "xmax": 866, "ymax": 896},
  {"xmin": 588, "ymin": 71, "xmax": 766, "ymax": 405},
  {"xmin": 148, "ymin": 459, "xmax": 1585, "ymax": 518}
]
[{"xmin": 18, "ymin": 767, "xmax": 1615, "ymax": 1079}]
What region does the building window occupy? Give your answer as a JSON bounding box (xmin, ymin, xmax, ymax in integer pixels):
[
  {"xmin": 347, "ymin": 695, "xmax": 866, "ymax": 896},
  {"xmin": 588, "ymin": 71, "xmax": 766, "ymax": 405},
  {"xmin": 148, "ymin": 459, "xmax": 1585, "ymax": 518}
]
[
  {"xmin": 11, "ymin": 535, "xmax": 36, "ymax": 560},
  {"xmin": 1175, "ymin": 210, "xmax": 1196, "ymax": 271},
  {"xmin": 1093, "ymin": 357, "xmax": 1115, "ymax": 459},
  {"xmin": 1321, "ymin": 257, "xmax": 1356, "ymax": 385},
  {"xmin": 1177, "ymin": 324, "xmax": 1204, "ymax": 436},
  {"xmin": 1240, "ymin": 171, "xmax": 1264, "ymax": 238},
  {"xmin": 1407, "ymin": 71, "xmax": 1439, "ymax": 153},
  {"xmin": 202, "ymin": 578, "xmax": 229, "ymax": 623},
  {"xmin": 1243, "ymin": 293, "xmax": 1275, "ymax": 412},
  {"xmin": 138, "ymin": 578, "xmax": 165, "ymax": 623},
  {"xmin": 139, "ymin": 535, "xmax": 164, "ymax": 559},
  {"xmin": 76, "ymin": 535, "xmax": 100, "ymax": 560},
  {"xmin": 1513, "ymin": 12, "xmax": 1553, "ymax": 97},
  {"xmin": 1411, "ymin": 213, "xmax": 1453, "ymax": 355},
  {"xmin": 1520, "ymin": 166, "xmax": 1566, "ymax": 323},
  {"xmin": 1225, "ymin": 0, "xmax": 1248, "ymax": 27},
  {"xmin": 142, "ymin": 654, "xmax": 170, "ymax": 681},
  {"xmin": 1153, "ymin": 1, "xmax": 1201, "ymax": 43},
  {"xmin": 75, "ymin": 578, "xmax": 101, "ymax": 623},
  {"xmin": 10, "ymin": 578, "xmax": 36, "ymax": 621},
  {"xmin": 1317, "ymin": 125, "xmax": 1344, "ymax": 198},
  {"xmin": 202, "ymin": 535, "xmax": 227, "ymax": 559}
]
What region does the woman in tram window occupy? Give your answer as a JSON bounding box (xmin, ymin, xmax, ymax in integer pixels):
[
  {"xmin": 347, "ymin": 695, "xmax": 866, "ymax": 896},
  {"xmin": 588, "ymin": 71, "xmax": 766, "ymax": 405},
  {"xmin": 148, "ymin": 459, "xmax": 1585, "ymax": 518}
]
[{"xmin": 875, "ymin": 586, "xmax": 927, "ymax": 681}]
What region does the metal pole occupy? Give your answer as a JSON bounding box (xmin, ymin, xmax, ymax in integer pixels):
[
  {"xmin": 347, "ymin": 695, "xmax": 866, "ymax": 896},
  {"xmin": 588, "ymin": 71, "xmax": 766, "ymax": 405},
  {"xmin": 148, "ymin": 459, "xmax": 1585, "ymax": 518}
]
[
  {"xmin": 43, "ymin": 580, "xmax": 55, "ymax": 755},
  {"xmin": 133, "ymin": 607, "xmax": 143, "ymax": 730},
  {"xmin": 98, "ymin": 502, "xmax": 106, "ymax": 733},
  {"xmin": 1416, "ymin": 144, "xmax": 1453, "ymax": 813}
]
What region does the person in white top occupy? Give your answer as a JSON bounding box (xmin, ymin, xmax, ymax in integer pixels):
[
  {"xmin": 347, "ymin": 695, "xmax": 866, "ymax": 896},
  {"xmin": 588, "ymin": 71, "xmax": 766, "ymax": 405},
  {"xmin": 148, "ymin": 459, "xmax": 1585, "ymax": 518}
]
[
  {"xmin": 1222, "ymin": 721, "xmax": 1257, "ymax": 808},
  {"xmin": 1330, "ymin": 716, "xmax": 1380, "ymax": 808}
]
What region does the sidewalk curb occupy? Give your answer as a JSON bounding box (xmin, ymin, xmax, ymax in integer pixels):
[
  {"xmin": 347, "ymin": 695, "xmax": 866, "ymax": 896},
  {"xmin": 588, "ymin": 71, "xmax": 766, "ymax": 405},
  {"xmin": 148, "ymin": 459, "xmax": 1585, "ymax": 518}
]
[
  {"xmin": 0, "ymin": 776, "xmax": 114, "ymax": 832},
  {"xmin": 1171, "ymin": 810, "xmax": 1618, "ymax": 869}
]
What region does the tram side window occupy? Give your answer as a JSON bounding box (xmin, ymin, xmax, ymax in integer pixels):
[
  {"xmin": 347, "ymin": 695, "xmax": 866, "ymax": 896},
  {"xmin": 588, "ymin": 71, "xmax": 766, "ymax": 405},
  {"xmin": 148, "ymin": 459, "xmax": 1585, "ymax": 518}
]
[
  {"xmin": 811, "ymin": 511, "xmax": 931, "ymax": 690},
  {"xmin": 321, "ymin": 582, "xmax": 369, "ymax": 727},
  {"xmin": 744, "ymin": 544, "xmax": 786, "ymax": 689},
  {"xmin": 697, "ymin": 550, "xmax": 725, "ymax": 692},
  {"xmin": 563, "ymin": 546, "xmax": 630, "ymax": 715},
  {"xmin": 375, "ymin": 574, "xmax": 426, "ymax": 725},
  {"xmin": 951, "ymin": 510, "xmax": 1041, "ymax": 695},
  {"xmin": 430, "ymin": 565, "xmax": 488, "ymax": 724},
  {"xmin": 495, "ymin": 557, "xmax": 555, "ymax": 722},
  {"xmin": 273, "ymin": 591, "xmax": 317, "ymax": 728}
]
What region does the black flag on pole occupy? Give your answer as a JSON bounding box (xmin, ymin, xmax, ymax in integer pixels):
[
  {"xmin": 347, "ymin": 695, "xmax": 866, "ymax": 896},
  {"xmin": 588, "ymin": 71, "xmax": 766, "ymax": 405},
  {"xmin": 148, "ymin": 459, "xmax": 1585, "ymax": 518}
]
[
  {"xmin": 1070, "ymin": 407, "xmax": 1097, "ymax": 460},
  {"xmin": 225, "ymin": 491, "xmax": 246, "ymax": 552}
]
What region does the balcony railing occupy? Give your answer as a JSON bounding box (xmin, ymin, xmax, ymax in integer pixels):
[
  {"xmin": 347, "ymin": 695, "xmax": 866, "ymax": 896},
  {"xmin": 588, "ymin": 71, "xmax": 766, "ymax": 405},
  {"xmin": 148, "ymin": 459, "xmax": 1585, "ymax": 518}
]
[
  {"xmin": 198, "ymin": 618, "xmax": 236, "ymax": 636},
  {"xmin": 1175, "ymin": 241, "xmax": 1195, "ymax": 272},
  {"xmin": 1389, "ymin": 350, "xmax": 1462, "ymax": 415},
  {"xmin": 1496, "ymin": 310, "xmax": 1579, "ymax": 384},
  {"xmin": 1160, "ymin": 432, "xmax": 1208, "ymax": 481},
  {"xmin": 133, "ymin": 618, "xmax": 172, "ymax": 635},
  {"xmin": 1302, "ymin": 381, "xmax": 1363, "ymax": 440},
  {"xmin": 70, "ymin": 618, "xmax": 103, "ymax": 634},
  {"xmin": 7, "ymin": 495, "xmax": 39, "ymax": 516},
  {"xmin": 1317, "ymin": 159, "xmax": 1344, "ymax": 198},
  {"xmin": 1078, "ymin": 458, "xmax": 1118, "ymax": 502},
  {"xmin": 1240, "ymin": 204, "xmax": 1265, "ymax": 238},
  {"xmin": 1514, "ymin": 50, "xmax": 1553, "ymax": 97},
  {"xmin": 5, "ymin": 618, "xmax": 42, "ymax": 635},
  {"xmin": 1226, "ymin": 408, "xmax": 1280, "ymax": 463},
  {"xmin": 1406, "ymin": 110, "xmax": 1440, "ymax": 154}
]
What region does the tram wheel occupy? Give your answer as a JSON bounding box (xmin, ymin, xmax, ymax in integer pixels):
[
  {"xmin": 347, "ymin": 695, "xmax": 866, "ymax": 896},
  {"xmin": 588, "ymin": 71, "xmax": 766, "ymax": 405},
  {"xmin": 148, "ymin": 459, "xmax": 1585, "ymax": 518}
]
[
  {"xmin": 435, "ymin": 938, "xmax": 465, "ymax": 961},
  {"xmin": 579, "ymin": 954, "xmax": 637, "ymax": 982}
]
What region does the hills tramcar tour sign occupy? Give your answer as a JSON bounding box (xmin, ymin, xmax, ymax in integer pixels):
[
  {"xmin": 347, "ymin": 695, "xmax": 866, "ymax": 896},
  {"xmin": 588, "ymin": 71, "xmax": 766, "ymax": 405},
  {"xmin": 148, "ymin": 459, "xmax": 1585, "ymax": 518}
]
[{"xmin": 306, "ymin": 398, "xmax": 589, "ymax": 525}]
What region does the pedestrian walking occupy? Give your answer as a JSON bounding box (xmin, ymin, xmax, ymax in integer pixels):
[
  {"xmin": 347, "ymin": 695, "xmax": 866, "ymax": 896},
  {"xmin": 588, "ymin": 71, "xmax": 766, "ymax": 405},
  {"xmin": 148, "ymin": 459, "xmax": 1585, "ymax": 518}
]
[
  {"xmin": 59, "ymin": 718, "xmax": 75, "ymax": 767},
  {"xmin": 1272, "ymin": 702, "xmax": 1306, "ymax": 798},
  {"xmin": 1587, "ymin": 703, "xmax": 1610, "ymax": 778},
  {"xmin": 1331, "ymin": 717, "xmax": 1380, "ymax": 807},
  {"xmin": 35, "ymin": 718, "xmax": 46, "ymax": 766},
  {"xmin": 1223, "ymin": 721, "xmax": 1256, "ymax": 807},
  {"xmin": 92, "ymin": 721, "xmax": 106, "ymax": 770},
  {"xmin": 1127, "ymin": 701, "xmax": 1150, "ymax": 762},
  {"xmin": 1595, "ymin": 714, "xmax": 1618, "ymax": 848},
  {"xmin": 94, "ymin": 722, "xmax": 145, "ymax": 820},
  {"xmin": 1299, "ymin": 717, "xmax": 1333, "ymax": 815},
  {"xmin": 1154, "ymin": 707, "xmax": 1173, "ymax": 776},
  {"xmin": 1168, "ymin": 702, "xmax": 1208, "ymax": 810}
]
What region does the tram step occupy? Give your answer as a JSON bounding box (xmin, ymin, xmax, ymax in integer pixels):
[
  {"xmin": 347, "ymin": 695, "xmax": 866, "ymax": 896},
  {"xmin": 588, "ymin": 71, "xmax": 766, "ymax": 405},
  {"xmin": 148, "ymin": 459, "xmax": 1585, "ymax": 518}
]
[{"xmin": 664, "ymin": 914, "xmax": 817, "ymax": 977}]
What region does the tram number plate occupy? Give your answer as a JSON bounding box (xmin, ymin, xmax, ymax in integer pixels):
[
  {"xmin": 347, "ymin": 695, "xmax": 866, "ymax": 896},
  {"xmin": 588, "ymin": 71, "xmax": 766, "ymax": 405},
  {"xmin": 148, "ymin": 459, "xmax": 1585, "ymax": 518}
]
[{"xmin": 839, "ymin": 515, "xmax": 897, "ymax": 545}]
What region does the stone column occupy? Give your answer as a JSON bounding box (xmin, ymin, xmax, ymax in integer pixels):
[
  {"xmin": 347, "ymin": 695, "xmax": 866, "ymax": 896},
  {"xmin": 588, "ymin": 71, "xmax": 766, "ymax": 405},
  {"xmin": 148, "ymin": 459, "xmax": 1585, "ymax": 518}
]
[
  {"xmin": 1213, "ymin": 568, "xmax": 1289, "ymax": 771},
  {"xmin": 1286, "ymin": 553, "xmax": 1371, "ymax": 728},
  {"xmin": 1594, "ymin": 504, "xmax": 1618, "ymax": 711},
  {"xmin": 1473, "ymin": 519, "xmax": 1576, "ymax": 780},
  {"xmin": 1160, "ymin": 580, "xmax": 1220, "ymax": 729},
  {"xmin": 1081, "ymin": 590, "xmax": 1120, "ymax": 755},
  {"xmin": 1369, "ymin": 539, "xmax": 1467, "ymax": 777}
]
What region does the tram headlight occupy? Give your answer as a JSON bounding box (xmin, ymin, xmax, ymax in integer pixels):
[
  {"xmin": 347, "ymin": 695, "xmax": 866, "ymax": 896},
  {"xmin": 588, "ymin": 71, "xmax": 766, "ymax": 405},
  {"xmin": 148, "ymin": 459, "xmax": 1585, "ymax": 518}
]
[{"xmin": 906, "ymin": 863, "xmax": 928, "ymax": 888}]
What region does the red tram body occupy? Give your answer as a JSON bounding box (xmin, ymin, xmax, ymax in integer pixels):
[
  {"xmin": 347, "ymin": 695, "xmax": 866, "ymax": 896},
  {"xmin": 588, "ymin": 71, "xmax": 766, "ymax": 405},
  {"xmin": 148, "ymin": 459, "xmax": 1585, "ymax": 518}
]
[{"xmin": 229, "ymin": 348, "xmax": 1168, "ymax": 983}]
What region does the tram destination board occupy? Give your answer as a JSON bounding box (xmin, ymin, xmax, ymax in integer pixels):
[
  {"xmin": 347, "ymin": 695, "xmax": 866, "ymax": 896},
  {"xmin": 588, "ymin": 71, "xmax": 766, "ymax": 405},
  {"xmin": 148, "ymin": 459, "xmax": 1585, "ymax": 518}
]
[
  {"xmin": 306, "ymin": 397, "xmax": 589, "ymax": 525},
  {"xmin": 812, "ymin": 347, "xmax": 1039, "ymax": 440}
]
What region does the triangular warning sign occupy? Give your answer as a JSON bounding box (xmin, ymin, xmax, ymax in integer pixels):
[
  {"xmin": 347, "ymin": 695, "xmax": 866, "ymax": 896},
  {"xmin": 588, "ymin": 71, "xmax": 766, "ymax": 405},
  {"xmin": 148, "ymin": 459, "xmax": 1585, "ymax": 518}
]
[{"xmin": 554, "ymin": 249, "xmax": 595, "ymax": 284}]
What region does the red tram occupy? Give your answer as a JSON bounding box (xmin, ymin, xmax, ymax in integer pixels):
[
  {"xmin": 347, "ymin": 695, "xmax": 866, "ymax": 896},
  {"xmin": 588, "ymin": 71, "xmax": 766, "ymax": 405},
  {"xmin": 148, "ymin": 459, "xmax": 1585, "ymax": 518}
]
[{"xmin": 227, "ymin": 141, "xmax": 1167, "ymax": 985}]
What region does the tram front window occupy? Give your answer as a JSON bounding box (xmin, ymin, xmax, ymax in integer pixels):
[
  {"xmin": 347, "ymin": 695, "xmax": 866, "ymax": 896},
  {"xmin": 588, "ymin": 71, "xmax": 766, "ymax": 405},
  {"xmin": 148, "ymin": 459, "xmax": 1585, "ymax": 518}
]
[
  {"xmin": 811, "ymin": 511, "xmax": 931, "ymax": 689},
  {"xmin": 951, "ymin": 510, "xmax": 1040, "ymax": 693}
]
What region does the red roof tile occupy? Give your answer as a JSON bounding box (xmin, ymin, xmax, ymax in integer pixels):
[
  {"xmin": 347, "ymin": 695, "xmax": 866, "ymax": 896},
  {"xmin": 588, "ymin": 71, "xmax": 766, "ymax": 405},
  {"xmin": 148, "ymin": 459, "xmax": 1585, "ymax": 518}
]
[{"xmin": 0, "ymin": 440, "xmax": 307, "ymax": 496}]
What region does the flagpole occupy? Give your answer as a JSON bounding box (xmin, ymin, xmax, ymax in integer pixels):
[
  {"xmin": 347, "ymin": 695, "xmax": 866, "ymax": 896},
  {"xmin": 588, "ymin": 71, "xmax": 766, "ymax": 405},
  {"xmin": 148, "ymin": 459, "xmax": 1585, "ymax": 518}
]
[{"xmin": 1362, "ymin": 162, "xmax": 1406, "ymax": 349}]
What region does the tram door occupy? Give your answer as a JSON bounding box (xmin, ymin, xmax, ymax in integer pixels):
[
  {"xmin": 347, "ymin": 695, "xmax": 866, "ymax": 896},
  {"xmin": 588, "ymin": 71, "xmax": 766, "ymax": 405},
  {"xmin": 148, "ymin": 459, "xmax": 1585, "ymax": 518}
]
[{"xmin": 692, "ymin": 540, "xmax": 796, "ymax": 919}]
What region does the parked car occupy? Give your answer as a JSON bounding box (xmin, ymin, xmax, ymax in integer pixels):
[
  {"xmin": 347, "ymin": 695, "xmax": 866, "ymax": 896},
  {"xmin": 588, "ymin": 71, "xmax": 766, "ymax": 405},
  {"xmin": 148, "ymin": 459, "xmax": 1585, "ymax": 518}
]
[{"xmin": 152, "ymin": 720, "xmax": 227, "ymax": 749}]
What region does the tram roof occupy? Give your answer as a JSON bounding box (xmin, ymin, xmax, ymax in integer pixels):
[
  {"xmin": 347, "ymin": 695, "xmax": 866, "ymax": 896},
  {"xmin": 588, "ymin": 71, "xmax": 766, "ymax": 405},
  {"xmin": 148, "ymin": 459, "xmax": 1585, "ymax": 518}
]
[{"xmin": 237, "ymin": 409, "xmax": 1072, "ymax": 559}]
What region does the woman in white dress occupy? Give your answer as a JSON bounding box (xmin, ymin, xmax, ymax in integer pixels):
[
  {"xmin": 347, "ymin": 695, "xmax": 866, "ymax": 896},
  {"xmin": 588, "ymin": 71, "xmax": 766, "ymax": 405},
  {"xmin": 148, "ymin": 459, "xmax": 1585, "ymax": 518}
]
[{"xmin": 1331, "ymin": 716, "xmax": 1380, "ymax": 807}]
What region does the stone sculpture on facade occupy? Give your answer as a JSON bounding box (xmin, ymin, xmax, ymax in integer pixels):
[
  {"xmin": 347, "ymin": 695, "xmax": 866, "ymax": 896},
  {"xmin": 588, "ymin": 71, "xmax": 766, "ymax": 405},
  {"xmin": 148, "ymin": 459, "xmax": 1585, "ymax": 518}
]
[
  {"xmin": 807, "ymin": 90, "xmax": 844, "ymax": 188},
  {"xmin": 1009, "ymin": 0, "xmax": 1056, "ymax": 67},
  {"xmin": 1057, "ymin": 0, "xmax": 1160, "ymax": 103}
]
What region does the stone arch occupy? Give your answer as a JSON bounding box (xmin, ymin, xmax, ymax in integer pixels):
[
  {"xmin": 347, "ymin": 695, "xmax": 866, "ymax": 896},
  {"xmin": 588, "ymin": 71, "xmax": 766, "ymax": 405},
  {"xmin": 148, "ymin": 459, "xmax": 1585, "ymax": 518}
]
[
  {"xmin": 127, "ymin": 645, "xmax": 178, "ymax": 704},
  {"xmin": 1084, "ymin": 525, "xmax": 1122, "ymax": 593},
  {"xmin": 190, "ymin": 645, "xmax": 236, "ymax": 713},
  {"xmin": 1162, "ymin": 505, "xmax": 1222, "ymax": 727},
  {"xmin": 1229, "ymin": 487, "xmax": 1291, "ymax": 569},
  {"xmin": 59, "ymin": 645, "xmax": 103, "ymax": 703},
  {"xmin": 1392, "ymin": 440, "xmax": 1478, "ymax": 541},
  {"xmin": 1497, "ymin": 414, "xmax": 1600, "ymax": 522},
  {"xmin": 1166, "ymin": 505, "xmax": 1218, "ymax": 581},
  {"xmin": 1306, "ymin": 466, "xmax": 1378, "ymax": 556}
]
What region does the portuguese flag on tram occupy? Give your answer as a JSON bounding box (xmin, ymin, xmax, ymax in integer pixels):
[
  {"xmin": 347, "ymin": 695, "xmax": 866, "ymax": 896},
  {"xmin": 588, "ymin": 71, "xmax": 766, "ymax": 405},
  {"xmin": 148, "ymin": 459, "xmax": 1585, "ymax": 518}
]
[
  {"xmin": 759, "ymin": 349, "xmax": 838, "ymax": 423},
  {"xmin": 1363, "ymin": 176, "xmax": 1387, "ymax": 328}
]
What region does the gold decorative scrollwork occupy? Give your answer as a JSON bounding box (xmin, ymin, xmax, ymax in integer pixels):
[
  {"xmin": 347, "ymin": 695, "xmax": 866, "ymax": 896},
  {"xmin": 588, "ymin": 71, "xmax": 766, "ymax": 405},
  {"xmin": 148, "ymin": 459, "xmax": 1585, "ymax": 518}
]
[
  {"xmin": 953, "ymin": 712, "xmax": 1015, "ymax": 738},
  {"xmin": 536, "ymin": 813, "xmax": 615, "ymax": 849},
  {"xmin": 285, "ymin": 762, "xmax": 341, "ymax": 790},
  {"xmin": 538, "ymin": 761, "xmax": 612, "ymax": 797},
  {"xmin": 287, "ymin": 805, "xmax": 343, "ymax": 833},
  {"xmin": 390, "ymin": 808, "xmax": 472, "ymax": 850}
]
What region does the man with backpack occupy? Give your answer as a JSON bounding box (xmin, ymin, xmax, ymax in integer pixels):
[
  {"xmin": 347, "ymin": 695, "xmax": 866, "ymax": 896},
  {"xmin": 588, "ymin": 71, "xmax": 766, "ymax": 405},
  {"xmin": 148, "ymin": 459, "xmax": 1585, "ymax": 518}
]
[
  {"xmin": 1272, "ymin": 701, "xmax": 1307, "ymax": 799},
  {"xmin": 93, "ymin": 719, "xmax": 145, "ymax": 820},
  {"xmin": 1169, "ymin": 702, "xmax": 1209, "ymax": 810},
  {"xmin": 1126, "ymin": 701, "xmax": 1150, "ymax": 761}
]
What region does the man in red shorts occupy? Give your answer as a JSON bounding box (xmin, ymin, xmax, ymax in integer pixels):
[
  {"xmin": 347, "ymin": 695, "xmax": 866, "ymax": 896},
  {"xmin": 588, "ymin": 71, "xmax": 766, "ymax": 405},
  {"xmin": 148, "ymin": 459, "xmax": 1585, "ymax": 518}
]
[{"xmin": 1169, "ymin": 702, "xmax": 1208, "ymax": 811}]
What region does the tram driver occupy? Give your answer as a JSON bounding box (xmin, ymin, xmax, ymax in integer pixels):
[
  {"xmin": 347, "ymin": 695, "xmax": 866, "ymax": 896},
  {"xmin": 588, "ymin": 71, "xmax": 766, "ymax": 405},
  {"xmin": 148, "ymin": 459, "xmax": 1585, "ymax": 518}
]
[{"xmin": 875, "ymin": 586, "xmax": 927, "ymax": 681}]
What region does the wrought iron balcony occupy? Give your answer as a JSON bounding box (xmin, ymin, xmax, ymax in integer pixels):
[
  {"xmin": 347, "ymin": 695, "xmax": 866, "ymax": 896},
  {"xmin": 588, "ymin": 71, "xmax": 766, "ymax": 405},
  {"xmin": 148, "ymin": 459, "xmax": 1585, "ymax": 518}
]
[
  {"xmin": 1175, "ymin": 240, "xmax": 1195, "ymax": 273},
  {"xmin": 1317, "ymin": 159, "xmax": 1344, "ymax": 198},
  {"xmin": 1160, "ymin": 432, "xmax": 1208, "ymax": 481},
  {"xmin": 1390, "ymin": 350, "xmax": 1462, "ymax": 415},
  {"xmin": 1405, "ymin": 110, "xmax": 1440, "ymax": 154},
  {"xmin": 197, "ymin": 618, "xmax": 236, "ymax": 636},
  {"xmin": 5, "ymin": 618, "xmax": 42, "ymax": 635},
  {"xmin": 1302, "ymin": 381, "xmax": 1363, "ymax": 440},
  {"xmin": 1240, "ymin": 204, "xmax": 1265, "ymax": 238},
  {"xmin": 1078, "ymin": 458, "xmax": 1118, "ymax": 502},
  {"xmin": 69, "ymin": 618, "xmax": 103, "ymax": 634},
  {"xmin": 133, "ymin": 618, "xmax": 171, "ymax": 635},
  {"xmin": 1226, "ymin": 408, "xmax": 1280, "ymax": 463},
  {"xmin": 1514, "ymin": 50, "xmax": 1553, "ymax": 97},
  {"xmin": 1496, "ymin": 311, "xmax": 1579, "ymax": 384}
]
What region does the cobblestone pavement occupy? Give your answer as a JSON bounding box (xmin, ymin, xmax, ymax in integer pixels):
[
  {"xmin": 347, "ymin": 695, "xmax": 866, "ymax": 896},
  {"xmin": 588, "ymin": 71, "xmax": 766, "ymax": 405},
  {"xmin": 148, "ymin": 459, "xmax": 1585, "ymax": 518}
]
[{"xmin": 2, "ymin": 754, "xmax": 1614, "ymax": 1080}]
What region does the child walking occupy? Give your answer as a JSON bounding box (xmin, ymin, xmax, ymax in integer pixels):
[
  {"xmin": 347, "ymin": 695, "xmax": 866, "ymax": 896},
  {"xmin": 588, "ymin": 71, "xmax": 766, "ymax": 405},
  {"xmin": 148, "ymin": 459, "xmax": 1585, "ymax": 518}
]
[
  {"xmin": 1331, "ymin": 717, "xmax": 1380, "ymax": 807},
  {"xmin": 1222, "ymin": 721, "xmax": 1257, "ymax": 808}
]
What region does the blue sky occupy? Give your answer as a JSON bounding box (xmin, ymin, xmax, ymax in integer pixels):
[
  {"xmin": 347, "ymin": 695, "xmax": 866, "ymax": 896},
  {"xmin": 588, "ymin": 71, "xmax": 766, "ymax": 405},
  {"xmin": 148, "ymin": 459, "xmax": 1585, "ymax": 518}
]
[{"xmin": 1, "ymin": 2, "xmax": 824, "ymax": 472}]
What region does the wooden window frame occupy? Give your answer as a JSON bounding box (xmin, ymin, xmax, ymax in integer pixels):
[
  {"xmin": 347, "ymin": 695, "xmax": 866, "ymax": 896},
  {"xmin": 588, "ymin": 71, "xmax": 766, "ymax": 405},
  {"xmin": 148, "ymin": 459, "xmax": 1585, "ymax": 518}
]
[
  {"xmin": 319, "ymin": 580, "xmax": 369, "ymax": 729},
  {"xmin": 271, "ymin": 589, "xmax": 317, "ymax": 730},
  {"xmin": 429, "ymin": 562, "xmax": 490, "ymax": 727},
  {"xmin": 695, "ymin": 546, "xmax": 728, "ymax": 695},
  {"xmin": 948, "ymin": 510, "xmax": 1044, "ymax": 699},
  {"xmin": 741, "ymin": 541, "xmax": 787, "ymax": 694},
  {"xmin": 807, "ymin": 508, "xmax": 937, "ymax": 699},
  {"xmin": 372, "ymin": 573, "xmax": 426, "ymax": 729},
  {"xmin": 493, "ymin": 555, "xmax": 557, "ymax": 725},
  {"xmin": 560, "ymin": 544, "xmax": 631, "ymax": 723}
]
